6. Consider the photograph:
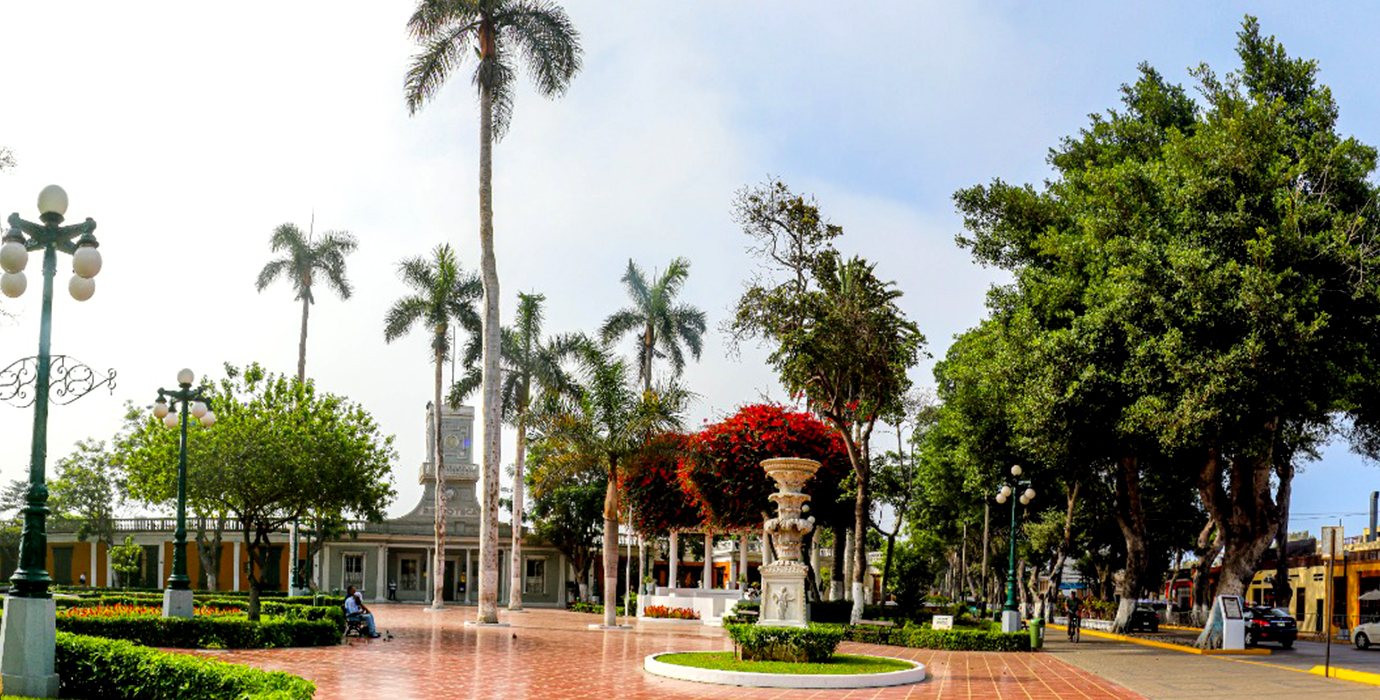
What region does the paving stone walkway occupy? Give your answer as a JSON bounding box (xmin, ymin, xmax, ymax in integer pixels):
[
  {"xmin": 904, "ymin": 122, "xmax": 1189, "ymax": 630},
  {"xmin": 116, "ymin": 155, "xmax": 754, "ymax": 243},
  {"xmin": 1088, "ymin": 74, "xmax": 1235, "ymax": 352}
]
[
  {"xmin": 183, "ymin": 604, "xmax": 1147, "ymax": 700},
  {"xmin": 1043, "ymin": 628, "xmax": 1380, "ymax": 698}
]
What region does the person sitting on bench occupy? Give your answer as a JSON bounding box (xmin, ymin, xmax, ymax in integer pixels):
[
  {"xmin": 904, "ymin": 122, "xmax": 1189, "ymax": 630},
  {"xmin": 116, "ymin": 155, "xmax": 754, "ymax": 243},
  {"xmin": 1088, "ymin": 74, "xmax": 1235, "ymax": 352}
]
[{"xmin": 345, "ymin": 585, "xmax": 381, "ymax": 638}]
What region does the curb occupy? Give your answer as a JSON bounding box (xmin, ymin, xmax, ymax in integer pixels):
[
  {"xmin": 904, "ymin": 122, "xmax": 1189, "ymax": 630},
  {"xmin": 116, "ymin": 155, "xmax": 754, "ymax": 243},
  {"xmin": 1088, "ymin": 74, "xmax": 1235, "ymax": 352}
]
[
  {"xmin": 643, "ymin": 652, "xmax": 927, "ymax": 688},
  {"xmin": 1309, "ymin": 665, "xmax": 1380, "ymax": 686},
  {"xmin": 1048, "ymin": 624, "xmax": 1271, "ymax": 656}
]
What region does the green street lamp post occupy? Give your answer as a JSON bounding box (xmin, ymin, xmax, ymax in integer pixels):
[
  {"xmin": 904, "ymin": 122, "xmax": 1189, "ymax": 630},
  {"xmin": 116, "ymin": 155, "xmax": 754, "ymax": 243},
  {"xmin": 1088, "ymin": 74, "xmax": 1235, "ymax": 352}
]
[
  {"xmin": 994, "ymin": 464, "xmax": 1035, "ymax": 633},
  {"xmin": 153, "ymin": 369, "xmax": 216, "ymax": 617},
  {"xmin": 0, "ymin": 185, "xmax": 104, "ymax": 698}
]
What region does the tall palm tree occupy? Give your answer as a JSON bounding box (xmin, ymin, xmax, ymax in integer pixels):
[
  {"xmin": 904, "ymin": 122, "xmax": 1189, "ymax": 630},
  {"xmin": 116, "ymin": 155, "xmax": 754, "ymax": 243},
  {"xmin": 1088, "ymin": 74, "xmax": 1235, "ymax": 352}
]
[
  {"xmin": 452, "ymin": 292, "xmax": 577, "ymax": 610},
  {"xmin": 383, "ymin": 244, "xmax": 482, "ymax": 611},
  {"xmin": 254, "ymin": 221, "xmax": 358, "ymax": 383},
  {"xmin": 600, "ymin": 258, "xmax": 707, "ymax": 393},
  {"xmin": 405, "ymin": 0, "xmax": 583, "ymax": 624},
  {"xmin": 535, "ymin": 339, "xmax": 690, "ymax": 628}
]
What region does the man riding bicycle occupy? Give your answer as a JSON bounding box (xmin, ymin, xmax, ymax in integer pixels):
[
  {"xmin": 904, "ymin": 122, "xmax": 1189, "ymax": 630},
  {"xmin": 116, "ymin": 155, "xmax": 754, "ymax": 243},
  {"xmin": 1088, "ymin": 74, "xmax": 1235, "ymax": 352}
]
[{"xmin": 1065, "ymin": 594, "xmax": 1083, "ymax": 641}]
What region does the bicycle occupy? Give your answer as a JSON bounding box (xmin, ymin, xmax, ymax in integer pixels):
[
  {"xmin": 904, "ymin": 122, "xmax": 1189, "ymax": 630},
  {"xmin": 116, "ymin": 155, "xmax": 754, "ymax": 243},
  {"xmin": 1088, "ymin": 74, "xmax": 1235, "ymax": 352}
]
[{"xmin": 1067, "ymin": 613, "xmax": 1081, "ymax": 643}]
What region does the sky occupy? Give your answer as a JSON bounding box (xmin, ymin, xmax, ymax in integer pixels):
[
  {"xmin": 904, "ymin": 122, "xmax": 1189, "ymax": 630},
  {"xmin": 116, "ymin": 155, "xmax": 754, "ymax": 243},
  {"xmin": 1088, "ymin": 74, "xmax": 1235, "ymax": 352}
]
[{"xmin": 0, "ymin": 1, "xmax": 1378, "ymax": 537}]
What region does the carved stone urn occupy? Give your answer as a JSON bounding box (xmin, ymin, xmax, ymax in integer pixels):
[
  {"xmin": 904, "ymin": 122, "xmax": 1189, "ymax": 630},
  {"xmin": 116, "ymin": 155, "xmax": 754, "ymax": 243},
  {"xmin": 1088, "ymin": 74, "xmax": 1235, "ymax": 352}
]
[{"xmin": 758, "ymin": 457, "xmax": 819, "ymax": 628}]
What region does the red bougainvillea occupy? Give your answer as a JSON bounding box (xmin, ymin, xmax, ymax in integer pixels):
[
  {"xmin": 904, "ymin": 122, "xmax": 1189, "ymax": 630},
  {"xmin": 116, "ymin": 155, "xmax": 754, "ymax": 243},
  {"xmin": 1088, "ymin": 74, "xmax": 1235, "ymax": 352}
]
[
  {"xmin": 680, "ymin": 404, "xmax": 851, "ymax": 529},
  {"xmin": 620, "ymin": 432, "xmax": 706, "ymax": 536}
]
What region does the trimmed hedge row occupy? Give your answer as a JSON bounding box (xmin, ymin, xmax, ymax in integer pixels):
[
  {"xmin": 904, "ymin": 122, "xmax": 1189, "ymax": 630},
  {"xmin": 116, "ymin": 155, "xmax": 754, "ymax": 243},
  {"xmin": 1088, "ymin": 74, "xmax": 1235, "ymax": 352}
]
[
  {"xmin": 725, "ymin": 623, "xmax": 844, "ymax": 662},
  {"xmin": 843, "ymin": 624, "xmax": 1031, "ymax": 652},
  {"xmin": 57, "ymin": 632, "xmax": 315, "ymax": 700},
  {"xmin": 57, "ymin": 614, "xmax": 342, "ymax": 649}
]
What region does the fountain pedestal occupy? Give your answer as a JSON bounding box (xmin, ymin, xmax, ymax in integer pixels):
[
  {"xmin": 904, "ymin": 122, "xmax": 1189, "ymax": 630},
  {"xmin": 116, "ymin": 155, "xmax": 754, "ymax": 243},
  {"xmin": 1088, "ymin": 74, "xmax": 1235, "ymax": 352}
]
[{"xmin": 758, "ymin": 458, "xmax": 819, "ymax": 628}]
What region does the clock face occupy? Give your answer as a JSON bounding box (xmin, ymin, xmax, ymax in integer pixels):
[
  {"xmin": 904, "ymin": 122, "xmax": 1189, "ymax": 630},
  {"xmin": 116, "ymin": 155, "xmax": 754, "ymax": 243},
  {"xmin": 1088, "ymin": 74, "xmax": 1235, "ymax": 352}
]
[{"xmin": 445, "ymin": 435, "xmax": 461, "ymax": 450}]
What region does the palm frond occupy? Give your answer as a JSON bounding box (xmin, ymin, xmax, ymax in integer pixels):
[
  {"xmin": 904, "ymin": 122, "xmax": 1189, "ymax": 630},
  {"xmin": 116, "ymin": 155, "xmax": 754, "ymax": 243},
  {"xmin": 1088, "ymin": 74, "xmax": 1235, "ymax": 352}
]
[
  {"xmin": 407, "ymin": 0, "xmax": 482, "ymax": 40},
  {"xmin": 254, "ymin": 258, "xmax": 291, "ymax": 293},
  {"xmin": 268, "ymin": 222, "xmax": 308, "ymax": 254},
  {"xmin": 620, "ymin": 259, "xmax": 651, "ymax": 309},
  {"xmin": 406, "ymin": 24, "xmax": 475, "ymax": 116},
  {"xmin": 383, "ymin": 295, "xmax": 431, "ymax": 343},
  {"xmin": 671, "ymin": 304, "xmax": 707, "ymax": 359},
  {"xmin": 598, "ymin": 308, "xmax": 643, "ymax": 345},
  {"xmin": 475, "ymin": 50, "xmax": 517, "ymax": 138},
  {"xmin": 498, "ymin": 0, "xmax": 583, "ymax": 98},
  {"xmin": 448, "ymin": 365, "xmax": 484, "ymax": 406},
  {"xmin": 656, "ymin": 257, "xmax": 692, "ymax": 299}
]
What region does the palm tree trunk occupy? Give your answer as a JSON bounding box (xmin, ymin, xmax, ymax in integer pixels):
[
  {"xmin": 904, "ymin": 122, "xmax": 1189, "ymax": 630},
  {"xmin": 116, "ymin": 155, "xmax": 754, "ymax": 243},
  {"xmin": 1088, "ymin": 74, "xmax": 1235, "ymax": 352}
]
[
  {"xmin": 602, "ymin": 465, "xmax": 620, "ymax": 628},
  {"xmin": 476, "ymin": 76, "xmax": 503, "ymax": 625},
  {"xmin": 642, "ymin": 325, "xmax": 653, "ymax": 394},
  {"xmin": 431, "ymin": 348, "xmax": 447, "ymax": 611},
  {"xmin": 297, "ymin": 295, "xmax": 310, "ymax": 383},
  {"xmin": 508, "ymin": 414, "xmax": 527, "ymax": 611}
]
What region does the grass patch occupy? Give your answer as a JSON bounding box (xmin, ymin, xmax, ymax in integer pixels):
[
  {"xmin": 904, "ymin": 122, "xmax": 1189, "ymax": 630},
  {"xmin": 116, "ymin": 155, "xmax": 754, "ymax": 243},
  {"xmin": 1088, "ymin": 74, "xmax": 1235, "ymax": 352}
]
[{"xmin": 658, "ymin": 651, "xmax": 911, "ymax": 675}]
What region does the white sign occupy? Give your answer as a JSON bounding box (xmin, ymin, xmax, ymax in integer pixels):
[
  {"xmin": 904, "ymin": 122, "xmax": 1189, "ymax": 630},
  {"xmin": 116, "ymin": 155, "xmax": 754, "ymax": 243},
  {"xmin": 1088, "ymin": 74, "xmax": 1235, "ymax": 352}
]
[
  {"xmin": 932, "ymin": 615, "xmax": 954, "ymax": 630},
  {"xmin": 1321, "ymin": 526, "xmax": 1344, "ymax": 560}
]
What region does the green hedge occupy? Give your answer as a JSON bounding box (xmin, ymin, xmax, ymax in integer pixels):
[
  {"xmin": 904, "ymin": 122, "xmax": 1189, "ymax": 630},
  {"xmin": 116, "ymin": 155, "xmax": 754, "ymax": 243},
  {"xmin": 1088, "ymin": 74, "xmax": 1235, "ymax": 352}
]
[
  {"xmin": 725, "ymin": 623, "xmax": 844, "ymax": 662},
  {"xmin": 56, "ymin": 632, "xmax": 314, "ymax": 700},
  {"xmin": 843, "ymin": 624, "xmax": 1031, "ymax": 652},
  {"xmin": 57, "ymin": 614, "xmax": 342, "ymax": 649}
]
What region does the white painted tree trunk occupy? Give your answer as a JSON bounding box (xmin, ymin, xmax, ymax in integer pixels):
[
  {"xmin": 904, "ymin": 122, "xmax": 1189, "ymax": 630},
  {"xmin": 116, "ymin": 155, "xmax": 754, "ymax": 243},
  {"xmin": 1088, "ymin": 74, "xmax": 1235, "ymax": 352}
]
[
  {"xmin": 668, "ymin": 531, "xmax": 679, "ymax": 587},
  {"xmin": 702, "ymin": 533, "xmax": 712, "ymax": 589},
  {"xmin": 476, "ymin": 80, "xmax": 502, "ymax": 625},
  {"xmin": 508, "ymin": 418, "xmax": 527, "ymax": 611},
  {"xmin": 430, "ymin": 352, "xmax": 447, "ymax": 611}
]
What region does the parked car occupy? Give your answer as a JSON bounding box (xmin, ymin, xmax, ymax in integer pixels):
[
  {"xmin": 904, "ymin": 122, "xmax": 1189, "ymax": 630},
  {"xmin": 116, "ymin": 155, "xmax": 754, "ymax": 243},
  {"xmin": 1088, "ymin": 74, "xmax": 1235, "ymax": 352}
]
[
  {"xmin": 1244, "ymin": 606, "xmax": 1296, "ymax": 649},
  {"xmin": 1354, "ymin": 619, "xmax": 1380, "ymax": 650},
  {"xmin": 1129, "ymin": 605, "xmax": 1160, "ymax": 633}
]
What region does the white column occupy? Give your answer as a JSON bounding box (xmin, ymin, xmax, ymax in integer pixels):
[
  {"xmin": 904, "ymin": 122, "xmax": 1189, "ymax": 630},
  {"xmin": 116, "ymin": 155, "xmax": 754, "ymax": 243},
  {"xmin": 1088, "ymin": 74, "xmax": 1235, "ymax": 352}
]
[
  {"xmin": 89, "ymin": 542, "xmax": 97, "ymax": 588},
  {"xmin": 375, "ymin": 545, "xmax": 388, "ymax": 602},
  {"xmin": 558, "ymin": 553, "xmax": 567, "ymax": 605},
  {"xmin": 738, "ymin": 534, "xmax": 749, "ymax": 589},
  {"xmin": 105, "ymin": 547, "xmax": 113, "ymax": 587},
  {"xmin": 702, "ymin": 533, "xmax": 712, "ymax": 589},
  {"xmin": 321, "ymin": 544, "xmax": 332, "ymax": 593},
  {"xmin": 233, "ymin": 540, "xmax": 242, "ymax": 591},
  {"xmin": 465, "ymin": 549, "xmax": 473, "ymax": 604},
  {"xmin": 843, "ymin": 529, "xmax": 855, "ymax": 601},
  {"xmin": 763, "ymin": 522, "xmax": 774, "ymax": 565},
  {"xmin": 157, "ymin": 542, "xmax": 167, "ymax": 586},
  {"xmin": 668, "ymin": 532, "xmax": 679, "ymax": 588}
]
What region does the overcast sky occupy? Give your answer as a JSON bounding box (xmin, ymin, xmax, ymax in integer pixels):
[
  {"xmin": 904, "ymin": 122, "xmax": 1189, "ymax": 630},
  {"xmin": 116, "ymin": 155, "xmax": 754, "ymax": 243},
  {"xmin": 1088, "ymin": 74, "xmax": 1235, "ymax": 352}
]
[{"xmin": 1, "ymin": 1, "xmax": 1378, "ymax": 536}]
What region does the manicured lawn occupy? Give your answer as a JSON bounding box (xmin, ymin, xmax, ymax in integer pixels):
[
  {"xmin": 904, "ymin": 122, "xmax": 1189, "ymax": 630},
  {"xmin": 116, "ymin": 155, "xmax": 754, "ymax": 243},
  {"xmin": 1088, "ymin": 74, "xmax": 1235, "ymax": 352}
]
[{"xmin": 658, "ymin": 652, "xmax": 912, "ymax": 675}]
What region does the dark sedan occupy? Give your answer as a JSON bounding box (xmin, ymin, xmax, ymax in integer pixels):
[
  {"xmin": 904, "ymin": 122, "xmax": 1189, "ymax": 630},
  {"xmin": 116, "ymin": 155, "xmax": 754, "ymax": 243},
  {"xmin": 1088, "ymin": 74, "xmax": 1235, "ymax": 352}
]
[
  {"xmin": 1245, "ymin": 606, "xmax": 1297, "ymax": 649},
  {"xmin": 1128, "ymin": 605, "xmax": 1160, "ymax": 633}
]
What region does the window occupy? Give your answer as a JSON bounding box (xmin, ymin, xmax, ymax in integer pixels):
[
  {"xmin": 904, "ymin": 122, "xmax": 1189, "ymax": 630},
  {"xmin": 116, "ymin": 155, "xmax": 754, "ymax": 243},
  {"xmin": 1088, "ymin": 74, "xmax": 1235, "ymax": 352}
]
[
  {"xmin": 400, "ymin": 558, "xmax": 420, "ymax": 590},
  {"xmin": 524, "ymin": 558, "xmax": 546, "ymax": 594},
  {"xmin": 343, "ymin": 553, "xmax": 365, "ymax": 590}
]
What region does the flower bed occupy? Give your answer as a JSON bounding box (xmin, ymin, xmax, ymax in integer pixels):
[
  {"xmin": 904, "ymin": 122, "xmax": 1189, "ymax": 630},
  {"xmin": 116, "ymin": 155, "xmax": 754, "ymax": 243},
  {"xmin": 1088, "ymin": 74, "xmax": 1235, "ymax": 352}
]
[
  {"xmin": 59, "ymin": 604, "xmax": 243, "ymax": 619},
  {"xmin": 643, "ymin": 605, "xmax": 700, "ymax": 620}
]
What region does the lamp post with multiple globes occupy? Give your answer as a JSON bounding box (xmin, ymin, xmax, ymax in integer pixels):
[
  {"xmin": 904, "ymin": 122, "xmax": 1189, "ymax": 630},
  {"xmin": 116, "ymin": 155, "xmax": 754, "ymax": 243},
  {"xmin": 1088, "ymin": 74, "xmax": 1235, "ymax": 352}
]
[
  {"xmin": 0, "ymin": 185, "xmax": 102, "ymax": 698},
  {"xmin": 995, "ymin": 464, "xmax": 1035, "ymax": 633},
  {"xmin": 153, "ymin": 369, "xmax": 216, "ymax": 618}
]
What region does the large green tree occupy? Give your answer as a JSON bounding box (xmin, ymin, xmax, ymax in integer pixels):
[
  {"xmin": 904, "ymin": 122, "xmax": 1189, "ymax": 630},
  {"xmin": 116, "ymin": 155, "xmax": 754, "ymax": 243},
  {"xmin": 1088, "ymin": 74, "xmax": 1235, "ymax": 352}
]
[
  {"xmin": 384, "ymin": 244, "xmax": 481, "ymax": 611},
  {"xmin": 452, "ymin": 292, "xmax": 577, "ymax": 611},
  {"xmin": 254, "ymin": 221, "xmax": 357, "ymax": 382},
  {"xmin": 117, "ymin": 364, "xmax": 396, "ymax": 618},
  {"xmin": 405, "ymin": 0, "xmax": 582, "ymax": 625},
  {"xmin": 600, "ymin": 258, "xmax": 707, "ymax": 393},
  {"xmin": 51, "ymin": 438, "xmax": 123, "ymax": 549},
  {"xmin": 952, "ymin": 18, "xmax": 1380, "ymax": 640},
  {"xmin": 533, "ymin": 339, "xmax": 689, "ymax": 627}
]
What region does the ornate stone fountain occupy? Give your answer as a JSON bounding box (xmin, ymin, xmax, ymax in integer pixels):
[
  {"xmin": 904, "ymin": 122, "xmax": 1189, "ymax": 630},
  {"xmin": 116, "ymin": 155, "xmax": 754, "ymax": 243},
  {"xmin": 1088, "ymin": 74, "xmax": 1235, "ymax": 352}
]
[{"xmin": 758, "ymin": 457, "xmax": 819, "ymax": 628}]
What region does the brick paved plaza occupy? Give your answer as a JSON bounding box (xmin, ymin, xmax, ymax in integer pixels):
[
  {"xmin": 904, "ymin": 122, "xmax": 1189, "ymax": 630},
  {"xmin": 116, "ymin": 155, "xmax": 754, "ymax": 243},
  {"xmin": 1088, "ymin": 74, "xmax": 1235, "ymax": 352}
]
[{"xmin": 182, "ymin": 605, "xmax": 1148, "ymax": 700}]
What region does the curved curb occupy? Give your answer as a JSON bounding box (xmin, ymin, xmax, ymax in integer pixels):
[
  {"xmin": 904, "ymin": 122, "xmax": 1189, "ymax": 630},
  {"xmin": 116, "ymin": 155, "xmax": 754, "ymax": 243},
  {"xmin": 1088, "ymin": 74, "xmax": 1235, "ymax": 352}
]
[{"xmin": 643, "ymin": 653, "xmax": 926, "ymax": 689}]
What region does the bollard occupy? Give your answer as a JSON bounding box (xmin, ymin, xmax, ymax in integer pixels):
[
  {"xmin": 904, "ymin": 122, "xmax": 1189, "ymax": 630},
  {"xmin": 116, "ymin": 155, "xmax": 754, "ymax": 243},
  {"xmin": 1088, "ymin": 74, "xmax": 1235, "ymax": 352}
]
[{"xmin": 1030, "ymin": 618, "xmax": 1045, "ymax": 650}]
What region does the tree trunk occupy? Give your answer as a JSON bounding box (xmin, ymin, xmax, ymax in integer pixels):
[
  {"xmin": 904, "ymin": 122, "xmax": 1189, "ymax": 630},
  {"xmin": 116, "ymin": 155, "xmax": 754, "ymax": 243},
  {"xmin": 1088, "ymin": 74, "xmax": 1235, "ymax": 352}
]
[
  {"xmin": 1043, "ymin": 482, "xmax": 1080, "ymax": 621},
  {"xmin": 829, "ymin": 523, "xmax": 846, "ymax": 600},
  {"xmin": 1271, "ymin": 458, "xmax": 1294, "ymax": 609},
  {"xmin": 601, "ymin": 469, "xmax": 619, "ymax": 628},
  {"xmin": 1194, "ymin": 437, "xmax": 1289, "ymax": 648},
  {"xmin": 429, "ymin": 350, "xmax": 448, "ymax": 610},
  {"xmin": 702, "ymin": 533, "xmax": 713, "ymax": 589},
  {"xmin": 882, "ymin": 531, "xmax": 897, "ymax": 603},
  {"xmin": 981, "ymin": 502, "xmax": 990, "ymax": 616},
  {"xmin": 476, "ymin": 76, "xmax": 503, "ymax": 626},
  {"xmin": 194, "ymin": 514, "xmax": 225, "ymax": 591},
  {"xmin": 298, "ymin": 294, "xmax": 310, "ymax": 383},
  {"xmin": 508, "ymin": 415, "xmax": 527, "ymax": 610},
  {"xmin": 1112, "ymin": 455, "xmax": 1148, "ymax": 633},
  {"xmin": 849, "ymin": 431, "xmax": 872, "ymax": 623},
  {"xmin": 1016, "ymin": 558, "xmax": 1029, "ymax": 617},
  {"xmin": 637, "ymin": 535, "xmax": 646, "ymax": 596}
]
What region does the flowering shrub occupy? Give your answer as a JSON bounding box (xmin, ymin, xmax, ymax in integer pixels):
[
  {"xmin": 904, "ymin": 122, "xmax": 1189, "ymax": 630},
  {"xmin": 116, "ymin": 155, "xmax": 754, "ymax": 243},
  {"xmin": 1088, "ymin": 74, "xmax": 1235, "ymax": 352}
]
[
  {"xmin": 680, "ymin": 404, "xmax": 852, "ymax": 528},
  {"xmin": 58, "ymin": 604, "xmax": 244, "ymax": 619},
  {"xmin": 621, "ymin": 433, "xmax": 705, "ymax": 535},
  {"xmin": 643, "ymin": 605, "xmax": 700, "ymax": 620}
]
